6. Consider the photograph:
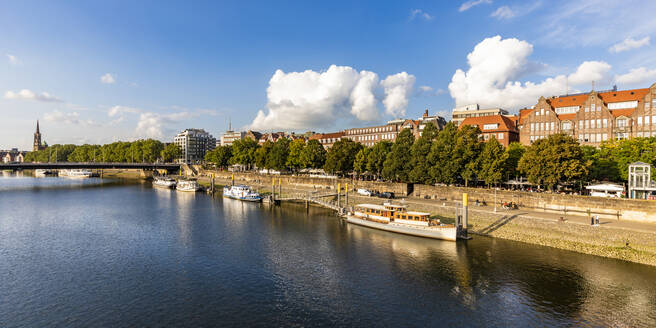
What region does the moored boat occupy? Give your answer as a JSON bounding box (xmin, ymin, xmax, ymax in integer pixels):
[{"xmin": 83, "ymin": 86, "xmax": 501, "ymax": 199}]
[
  {"xmin": 59, "ymin": 169, "xmax": 92, "ymax": 178},
  {"xmin": 153, "ymin": 176, "xmax": 176, "ymax": 189},
  {"xmin": 346, "ymin": 202, "xmax": 458, "ymax": 241},
  {"xmin": 35, "ymin": 169, "xmax": 56, "ymax": 177},
  {"xmin": 223, "ymin": 184, "xmax": 262, "ymax": 202},
  {"xmin": 176, "ymin": 179, "xmax": 201, "ymax": 192}
]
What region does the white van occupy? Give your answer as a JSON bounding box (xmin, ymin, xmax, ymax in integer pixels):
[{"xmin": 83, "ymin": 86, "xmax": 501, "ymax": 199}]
[{"xmin": 357, "ymin": 188, "xmax": 372, "ymax": 196}]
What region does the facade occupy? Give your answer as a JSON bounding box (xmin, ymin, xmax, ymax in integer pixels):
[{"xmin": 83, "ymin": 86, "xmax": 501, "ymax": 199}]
[
  {"xmin": 518, "ymin": 83, "xmax": 656, "ymax": 146},
  {"xmin": 33, "ymin": 120, "xmax": 45, "ymax": 151},
  {"xmin": 460, "ymin": 115, "xmax": 519, "ymax": 147},
  {"xmin": 308, "ymin": 131, "xmax": 345, "ymax": 149},
  {"xmin": 173, "ymin": 129, "xmax": 216, "ymax": 164},
  {"xmin": 1, "ymin": 149, "xmax": 26, "ymax": 163},
  {"xmin": 344, "ymin": 110, "xmax": 446, "ymax": 147},
  {"xmin": 220, "ymin": 130, "xmax": 245, "ymax": 146},
  {"xmin": 452, "ymin": 104, "xmax": 509, "ymax": 126}
]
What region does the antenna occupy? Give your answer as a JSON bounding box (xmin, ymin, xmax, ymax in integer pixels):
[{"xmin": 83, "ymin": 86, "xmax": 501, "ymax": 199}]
[
  {"xmin": 229, "ymin": 117, "xmax": 232, "ymax": 131},
  {"xmin": 565, "ymin": 77, "xmax": 568, "ymax": 96}
]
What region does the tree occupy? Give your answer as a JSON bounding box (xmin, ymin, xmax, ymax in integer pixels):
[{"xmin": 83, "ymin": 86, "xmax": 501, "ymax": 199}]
[
  {"xmin": 367, "ymin": 141, "xmax": 391, "ymax": 179},
  {"xmin": 205, "ymin": 145, "xmax": 232, "ymax": 168},
  {"xmin": 382, "ymin": 129, "xmax": 415, "ymax": 182},
  {"xmin": 428, "ymin": 122, "xmax": 459, "ymax": 184},
  {"xmin": 324, "ymin": 139, "xmax": 362, "ymax": 175},
  {"xmin": 504, "ymin": 142, "xmax": 525, "ymax": 181},
  {"xmin": 596, "ymin": 138, "xmax": 656, "ymax": 181},
  {"xmin": 456, "ymin": 125, "xmax": 482, "ymax": 187},
  {"xmin": 353, "ymin": 147, "xmax": 371, "ymax": 175},
  {"xmin": 266, "ymin": 138, "xmax": 290, "ymax": 171},
  {"xmin": 286, "ymin": 138, "xmax": 306, "ymax": 171},
  {"xmin": 478, "ymin": 137, "xmax": 508, "ymax": 187},
  {"xmin": 409, "ymin": 122, "xmax": 438, "ymax": 184},
  {"xmin": 299, "ymin": 139, "xmax": 326, "ymax": 169},
  {"xmin": 161, "ymin": 143, "xmax": 182, "ymax": 163},
  {"xmin": 518, "ymin": 134, "xmax": 588, "ymax": 190},
  {"xmin": 255, "ymin": 141, "xmax": 273, "ymax": 169},
  {"xmin": 230, "ymin": 138, "xmax": 259, "ymax": 168}
]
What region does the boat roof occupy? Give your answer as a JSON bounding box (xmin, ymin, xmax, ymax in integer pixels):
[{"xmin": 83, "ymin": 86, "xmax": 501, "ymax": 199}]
[
  {"xmin": 406, "ymin": 211, "xmax": 431, "ymax": 216},
  {"xmin": 356, "ymin": 204, "xmax": 388, "ymax": 210},
  {"xmin": 383, "ymin": 202, "xmax": 407, "ymax": 208},
  {"xmin": 585, "ymin": 184, "xmax": 624, "ymax": 192}
]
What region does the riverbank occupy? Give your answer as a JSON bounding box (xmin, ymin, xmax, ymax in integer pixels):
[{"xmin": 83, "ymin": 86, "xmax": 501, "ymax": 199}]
[{"xmin": 208, "ymin": 174, "xmax": 656, "ymax": 267}]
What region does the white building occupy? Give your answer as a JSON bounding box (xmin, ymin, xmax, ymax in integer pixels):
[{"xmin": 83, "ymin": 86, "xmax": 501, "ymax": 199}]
[
  {"xmin": 452, "ymin": 104, "xmax": 509, "ymax": 126},
  {"xmin": 174, "ymin": 129, "xmax": 216, "ymax": 164},
  {"xmin": 220, "ymin": 130, "xmax": 246, "ymax": 146}
]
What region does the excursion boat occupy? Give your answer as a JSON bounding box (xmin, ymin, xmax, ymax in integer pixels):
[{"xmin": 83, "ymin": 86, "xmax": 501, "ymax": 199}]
[
  {"xmin": 59, "ymin": 169, "xmax": 93, "ymax": 178},
  {"xmin": 176, "ymin": 179, "xmax": 201, "ymax": 192},
  {"xmin": 35, "ymin": 169, "xmax": 56, "ymax": 177},
  {"xmin": 346, "ymin": 202, "xmax": 458, "ymax": 241},
  {"xmin": 223, "ymin": 185, "xmax": 262, "ymax": 202},
  {"xmin": 153, "ymin": 176, "xmax": 176, "ymax": 189}
]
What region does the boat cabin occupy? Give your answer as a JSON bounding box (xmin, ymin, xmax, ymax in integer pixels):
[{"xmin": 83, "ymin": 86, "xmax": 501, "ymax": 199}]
[{"xmin": 354, "ymin": 203, "xmax": 432, "ymax": 226}]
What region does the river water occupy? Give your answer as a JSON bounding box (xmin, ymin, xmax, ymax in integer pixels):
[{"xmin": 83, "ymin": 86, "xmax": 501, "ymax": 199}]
[{"xmin": 1, "ymin": 175, "xmax": 655, "ymax": 327}]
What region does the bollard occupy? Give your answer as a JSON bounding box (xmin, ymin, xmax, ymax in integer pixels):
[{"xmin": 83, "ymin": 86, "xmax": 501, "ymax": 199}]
[
  {"xmin": 337, "ymin": 183, "xmax": 341, "ymax": 209},
  {"xmin": 462, "ymin": 193, "xmax": 469, "ymax": 238}
]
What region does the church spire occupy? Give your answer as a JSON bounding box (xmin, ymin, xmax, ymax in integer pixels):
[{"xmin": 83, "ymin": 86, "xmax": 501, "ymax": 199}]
[{"xmin": 36, "ymin": 120, "xmax": 40, "ymax": 134}]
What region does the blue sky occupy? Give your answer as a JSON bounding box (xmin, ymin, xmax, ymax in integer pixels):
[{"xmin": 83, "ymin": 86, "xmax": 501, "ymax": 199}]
[{"xmin": 2, "ymin": 0, "xmax": 656, "ymax": 149}]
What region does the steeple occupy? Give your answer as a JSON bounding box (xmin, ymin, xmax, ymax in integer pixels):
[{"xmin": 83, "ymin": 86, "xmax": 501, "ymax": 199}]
[
  {"xmin": 36, "ymin": 120, "xmax": 40, "ymax": 134},
  {"xmin": 33, "ymin": 120, "xmax": 43, "ymax": 151}
]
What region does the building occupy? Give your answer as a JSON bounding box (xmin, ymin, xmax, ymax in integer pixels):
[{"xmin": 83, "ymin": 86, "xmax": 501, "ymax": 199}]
[
  {"xmin": 33, "ymin": 120, "xmax": 45, "ymax": 151},
  {"xmin": 308, "ymin": 131, "xmax": 345, "ymax": 149},
  {"xmin": 518, "ymin": 83, "xmax": 656, "ymax": 146},
  {"xmin": 344, "ymin": 110, "xmax": 446, "ymax": 147},
  {"xmin": 417, "ymin": 109, "xmax": 447, "ymax": 135},
  {"xmin": 460, "ymin": 115, "xmax": 519, "ymax": 147},
  {"xmin": 1, "ymin": 148, "xmax": 26, "ymax": 163},
  {"xmin": 220, "ymin": 130, "xmax": 245, "ymax": 146},
  {"xmin": 452, "ymin": 104, "xmax": 509, "ymax": 126},
  {"xmin": 173, "ymin": 129, "xmax": 216, "ymax": 164}
]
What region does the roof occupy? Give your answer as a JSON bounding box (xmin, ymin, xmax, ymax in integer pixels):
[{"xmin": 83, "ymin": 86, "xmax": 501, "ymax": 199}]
[
  {"xmin": 406, "ymin": 211, "xmax": 431, "ymax": 216},
  {"xmin": 557, "ymin": 113, "xmax": 577, "ymax": 121},
  {"xmin": 599, "ymin": 88, "xmax": 649, "ymax": 103},
  {"xmin": 460, "ymin": 114, "xmax": 518, "ymax": 133},
  {"xmin": 519, "ymin": 109, "xmax": 533, "ymax": 124},
  {"xmin": 309, "ymin": 131, "xmax": 345, "ymax": 140},
  {"xmin": 356, "ymin": 204, "xmax": 387, "ymax": 210},
  {"xmin": 611, "ymin": 108, "xmax": 635, "ymax": 118}
]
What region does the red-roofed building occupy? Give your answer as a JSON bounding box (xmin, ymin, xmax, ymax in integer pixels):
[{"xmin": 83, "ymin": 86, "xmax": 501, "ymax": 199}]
[
  {"xmin": 309, "ymin": 131, "xmax": 345, "ymax": 149},
  {"xmin": 460, "ymin": 115, "xmax": 519, "ymax": 147},
  {"xmin": 518, "ymin": 83, "xmax": 656, "ymax": 146}
]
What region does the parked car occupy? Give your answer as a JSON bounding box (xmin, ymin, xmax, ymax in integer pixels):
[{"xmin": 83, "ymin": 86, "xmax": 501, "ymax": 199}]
[
  {"xmin": 377, "ymin": 192, "xmax": 394, "ymax": 199},
  {"xmin": 357, "ymin": 188, "xmax": 373, "ymax": 196}
]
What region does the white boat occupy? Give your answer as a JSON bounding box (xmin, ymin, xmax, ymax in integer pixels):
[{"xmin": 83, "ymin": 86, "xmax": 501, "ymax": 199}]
[
  {"xmin": 176, "ymin": 179, "xmax": 201, "ymax": 192},
  {"xmin": 59, "ymin": 169, "xmax": 92, "ymax": 178},
  {"xmin": 346, "ymin": 202, "xmax": 458, "ymax": 241},
  {"xmin": 153, "ymin": 176, "xmax": 176, "ymax": 188},
  {"xmin": 223, "ymin": 184, "xmax": 262, "ymax": 202},
  {"xmin": 35, "ymin": 169, "xmax": 56, "ymax": 177}
]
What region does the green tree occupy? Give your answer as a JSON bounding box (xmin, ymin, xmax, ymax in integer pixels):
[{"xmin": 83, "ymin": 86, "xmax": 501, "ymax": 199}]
[
  {"xmin": 161, "ymin": 143, "xmax": 182, "ymax": 163},
  {"xmin": 299, "ymin": 139, "xmax": 326, "ymax": 169},
  {"xmin": 428, "ymin": 122, "xmax": 459, "ymax": 184},
  {"xmin": 518, "ymin": 134, "xmax": 588, "ymax": 190},
  {"xmin": 367, "ymin": 141, "xmax": 391, "ymax": 179},
  {"xmin": 504, "ymin": 142, "xmax": 525, "ymax": 181},
  {"xmin": 205, "ymin": 145, "xmax": 232, "ymax": 168},
  {"xmin": 286, "ymin": 138, "xmax": 306, "ymax": 171},
  {"xmin": 230, "ymin": 138, "xmax": 259, "ymax": 168},
  {"xmin": 324, "ymin": 138, "xmax": 362, "ymax": 175},
  {"xmin": 266, "ymin": 138, "xmax": 290, "ymax": 171},
  {"xmin": 596, "ymin": 138, "xmax": 656, "ymax": 181},
  {"xmin": 478, "ymin": 137, "xmax": 508, "ymax": 187},
  {"xmin": 353, "ymin": 147, "xmax": 371, "ymax": 175},
  {"xmin": 382, "ymin": 129, "xmax": 415, "ymax": 182},
  {"xmin": 255, "ymin": 141, "xmax": 273, "ymax": 169},
  {"xmin": 409, "ymin": 122, "xmax": 438, "ymax": 184},
  {"xmin": 456, "ymin": 125, "xmax": 482, "ymax": 187}
]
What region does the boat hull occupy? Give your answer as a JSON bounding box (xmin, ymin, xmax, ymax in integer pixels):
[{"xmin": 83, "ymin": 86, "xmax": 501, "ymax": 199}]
[
  {"xmin": 345, "ymin": 215, "xmax": 457, "ymax": 241},
  {"xmin": 223, "ymin": 194, "xmax": 262, "ymax": 202}
]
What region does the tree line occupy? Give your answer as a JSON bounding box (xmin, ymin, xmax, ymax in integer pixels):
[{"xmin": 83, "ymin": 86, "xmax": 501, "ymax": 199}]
[
  {"xmin": 205, "ymin": 122, "xmax": 656, "ymax": 191},
  {"xmin": 24, "ymin": 140, "xmax": 182, "ymax": 163}
]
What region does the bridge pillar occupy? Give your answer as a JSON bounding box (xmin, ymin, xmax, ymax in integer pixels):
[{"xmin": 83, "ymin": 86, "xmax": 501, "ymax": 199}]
[{"xmin": 139, "ymin": 170, "xmax": 153, "ymax": 179}]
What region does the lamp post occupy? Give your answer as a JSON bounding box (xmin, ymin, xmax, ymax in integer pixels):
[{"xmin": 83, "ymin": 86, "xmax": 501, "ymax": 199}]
[{"xmin": 494, "ymin": 187, "xmax": 498, "ymax": 213}]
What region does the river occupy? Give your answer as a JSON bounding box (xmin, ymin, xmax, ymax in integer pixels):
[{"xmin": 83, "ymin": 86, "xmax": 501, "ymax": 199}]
[{"xmin": 1, "ymin": 174, "xmax": 655, "ymax": 327}]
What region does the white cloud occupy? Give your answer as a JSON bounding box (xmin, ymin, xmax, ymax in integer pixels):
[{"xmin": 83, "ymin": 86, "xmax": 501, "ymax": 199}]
[
  {"xmin": 249, "ymin": 65, "xmax": 415, "ymax": 131},
  {"xmin": 615, "ymin": 67, "xmax": 656, "ymax": 85},
  {"xmin": 136, "ymin": 111, "xmax": 195, "ymax": 139},
  {"xmin": 4, "ymin": 89, "xmax": 62, "ymax": 102},
  {"xmin": 448, "ymin": 36, "xmax": 612, "ymax": 110},
  {"xmin": 381, "ymin": 72, "xmax": 415, "ymax": 117},
  {"xmin": 44, "ymin": 110, "xmax": 95, "ymax": 126},
  {"xmin": 490, "ymin": 6, "xmax": 515, "ymax": 19},
  {"xmin": 108, "ymin": 105, "xmax": 140, "ymax": 117},
  {"xmin": 418, "ymin": 86, "xmax": 447, "ymax": 97},
  {"xmin": 459, "ymin": 0, "xmax": 491, "ymax": 12},
  {"xmin": 419, "ymin": 86, "xmax": 433, "ymax": 92},
  {"xmin": 100, "ymin": 73, "xmax": 116, "ymax": 84},
  {"xmin": 6, "ymin": 54, "xmax": 19, "ymax": 65},
  {"xmin": 410, "ymin": 9, "xmax": 433, "ymax": 21},
  {"xmin": 609, "ymin": 37, "xmax": 650, "ymax": 53}
]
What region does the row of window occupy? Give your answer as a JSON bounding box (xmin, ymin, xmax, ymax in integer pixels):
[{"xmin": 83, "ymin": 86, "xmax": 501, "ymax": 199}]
[
  {"xmin": 348, "ymin": 126, "xmax": 394, "ymax": 134},
  {"xmin": 482, "ymin": 133, "xmax": 504, "ymax": 140},
  {"xmin": 578, "ymin": 133, "xmax": 609, "ymax": 143},
  {"xmin": 353, "ymin": 133, "xmax": 396, "ymax": 142},
  {"xmin": 637, "ymin": 116, "xmax": 656, "ymax": 125},
  {"xmin": 530, "ymin": 122, "xmax": 556, "ymax": 132},
  {"xmin": 578, "ymin": 119, "xmax": 609, "ymax": 129}
]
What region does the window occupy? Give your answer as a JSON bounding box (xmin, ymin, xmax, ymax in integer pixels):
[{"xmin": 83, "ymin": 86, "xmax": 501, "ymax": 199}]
[
  {"xmin": 550, "ymin": 122, "xmax": 555, "ymax": 130},
  {"xmin": 597, "ymin": 119, "xmax": 601, "ymax": 128},
  {"xmin": 585, "ymin": 120, "xmax": 589, "ymax": 129},
  {"xmin": 591, "ymin": 120, "xmax": 595, "ymax": 129},
  {"xmin": 603, "ymin": 134, "xmax": 608, "ymax": 141},
  {"xmin": 579, "ymin": 121, "xmax": 583, "ymax": 129},
  {"xmin": 608, "ymin": 101, "xmax": 638, "ymax": 109},
  {"xmin": 483, "ymin": 123, "xmax": 499, "ymax": 130},
  {"xmin": 584, "ymin": 134, "xmax": 589, "ymax": 142},
  {"xmin": 562, "ymin": 122, "xmax": 571, "ymax": 130},
  {"xmin": 638, "ymin": 117, "xmax": 643, "ymax": 125},
  {"xmin": 617, "ymin": 118, "xmax": 627, "ymax": 128},
  {"xmin": 590, "ymin": 134, "xmax": 596, "ymax": 142},
  {"xmin": 603, "ymin": 119, "xmax": 608, "ymax": 128},
  {"xmin": 540, "ymin": 108, "xmax": 544, "ymax": 115},
  {"xmin": 638, "ymin": 132, "xmax": 643, "ymax": 137},
  {"xmin": 653, "ymin": 115, "xmax": 656, "ymax": 125},
  {"xmin": 591, "ymin": 104, "xmax": 596, "ymax": 111},
  {"xmin": 585, "ymin": 107, "xmax": 589, "ymax": 112},
  {"xmin": 498, "ymin": 133, "xmax": 504, "ymax": 140},
  {"xmin": 555, "ymin": 106, "xmax": 579, "ymax": 114},
  {"xmin": 596, "ymin": 133, "xmax": 601, "ymax": 142},
  {"xmin": 646, "ymin": 116, "xmax": 650, "ymax": 125}
]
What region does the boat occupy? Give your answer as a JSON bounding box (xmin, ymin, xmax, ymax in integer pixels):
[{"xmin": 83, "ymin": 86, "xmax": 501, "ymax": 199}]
[
  {"xmin": 176, "ymin": 179, "xmax": 201, "ymax": 192},
  {"xmin": 153, "ymin": 176, "xmax": 176, "ymax": 189},
  {"xmin": 35, "ymin": 169, "xmax": 56, "ymax": 177},
  {"xmin": 345, "ymin": 202, "xmax": 458, "ymax": 241},
  {"xmin": 59, "ymin": 169, "xmax": 92, "ymax": 178},
  {"xmin": 223, "ymin": 184, "xmax": 262, "ymax": 202}
]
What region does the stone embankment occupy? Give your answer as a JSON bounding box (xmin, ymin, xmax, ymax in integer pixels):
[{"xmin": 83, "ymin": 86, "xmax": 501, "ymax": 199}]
[{"xmin": 204, "ymin": 170, "xmax": 656, "ymax": 266}]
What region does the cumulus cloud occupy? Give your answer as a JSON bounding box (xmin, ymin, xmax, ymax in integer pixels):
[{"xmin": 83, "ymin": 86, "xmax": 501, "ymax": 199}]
[
  {"xmin": 410, "ymin": 9, "xmax": 433, "ymax": 20},
  {"xmin": 4, "ymin": 89, "xmax": 62, "ymax": 102},
  {"xmin": 448, "ymin": 35, "xmax": 612, "ymax": 109},
  {"xmin": 6, "ymin": 54, "xmax": 19, "ymax": 65},
  {"xmin": 100, "ymin": 73, "xmax": 116, "ymax": 84},
  {"xmin": 615, "ymin": 67, "xmax": 656, "ymax": 85},
  {"xmin": 44, "ymin": 110, "xmax": 95, "ymax": 126},
  {"xmin": 459, "ymin": 0, "xmax": 491, "ymax": 12},
  {"xmin": 136, "ymin": 111, "xmax": 195, "ymax": 139},
  {"xmin": 609, "ymin": 37, "xmax": 650, "ymax": 53},
  {"xmin": 108, "ymin": 105, "xmax": 140, "ymax": 117},
  {"xmin": 249, "ymin": 65, "xmax": 415, "ymax": 131},
  {"xmin": 490, "ymin": 6, "xmax": 515, "ymax": 19},
  {"xmin": 381, "ymin": 72, "xmax": 415, "ymax": 117}
]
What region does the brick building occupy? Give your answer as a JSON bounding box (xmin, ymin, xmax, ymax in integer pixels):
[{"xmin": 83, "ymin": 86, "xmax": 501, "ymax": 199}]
[
  {"xmin": 344, "ymin": 110, "xmax": 446, "ymax": 147},
  {"xmin": 519, "ymin": 83, "xmax": 656, "ymax": 146},
  {"xmin": 460, "ymin": 115, "xmax": 519, "ymax": 147},
  {"xmin": 308, "ymin": 131, "xmax": 345, "ymax": 149}
]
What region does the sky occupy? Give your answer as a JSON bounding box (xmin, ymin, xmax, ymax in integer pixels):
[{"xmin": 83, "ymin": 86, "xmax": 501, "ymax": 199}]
[{"xmin": 2, "ymin": 0, "xmax": 656, "ymax": 150}]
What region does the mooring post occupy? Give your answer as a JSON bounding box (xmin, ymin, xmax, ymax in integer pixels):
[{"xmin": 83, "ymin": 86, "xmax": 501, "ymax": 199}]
[
  {"xmin": 231, "ymin": 173, "xmax": 234, "ymax": 186},
  {"xmin": 272, "ymin": 177, "xmax": 275, "ymax": 201},
  {"xmin": 211, "ymin": 173, "xmax": 215, "ymax": 193},
  {"xmin": 462, "ymin": 193, "xmax": 469, "ymax": 238},
  {"xmin": 278, "ymin": 178, "xmax": 282, "ymax": 199},
  {"xmin": 337, "ymin": 183, "xmax": 341, "ymax": 209},
  {"xmin": 345, "ymin": 183, "xmax": 349, "ymax": 210}
]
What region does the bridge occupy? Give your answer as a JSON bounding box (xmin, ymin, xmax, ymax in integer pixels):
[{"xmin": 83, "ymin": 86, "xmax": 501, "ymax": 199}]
[
  {"xmin": 0, "ymin": 162, "xmax": 181, "ymax": 171},
  {"xmin": 275, "ymin": 191, "xmax": 348, "ymax": 214}
]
